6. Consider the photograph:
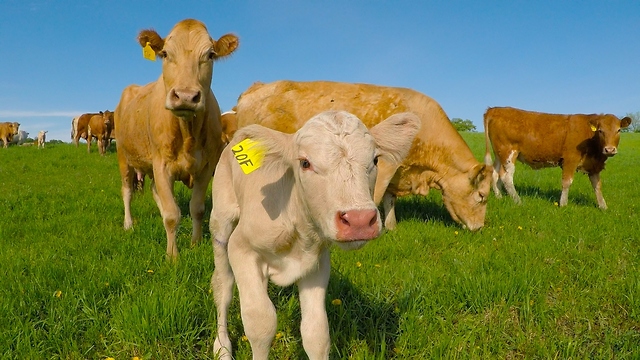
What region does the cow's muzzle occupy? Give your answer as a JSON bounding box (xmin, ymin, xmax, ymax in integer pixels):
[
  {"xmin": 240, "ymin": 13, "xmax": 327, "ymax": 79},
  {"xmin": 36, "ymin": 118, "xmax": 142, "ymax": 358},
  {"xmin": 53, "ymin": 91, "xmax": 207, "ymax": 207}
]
[
  {"xmin": 166, "ymin": 88, "xmax": 203, "ymax": 114},
  {"xmin": 603, "ymin": 146, "xmax": 618, "ymax": 156},
  {"xmin": 335, "ymin": 209, "xmax": 380, "ymax": 242}
]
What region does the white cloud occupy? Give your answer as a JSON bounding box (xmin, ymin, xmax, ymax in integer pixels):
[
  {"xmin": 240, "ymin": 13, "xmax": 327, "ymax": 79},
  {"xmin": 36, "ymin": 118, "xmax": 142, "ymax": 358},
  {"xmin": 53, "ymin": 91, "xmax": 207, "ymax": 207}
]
[{"xmin": 0, "ymin": 110, "xmax": 82, "ymax": 118}]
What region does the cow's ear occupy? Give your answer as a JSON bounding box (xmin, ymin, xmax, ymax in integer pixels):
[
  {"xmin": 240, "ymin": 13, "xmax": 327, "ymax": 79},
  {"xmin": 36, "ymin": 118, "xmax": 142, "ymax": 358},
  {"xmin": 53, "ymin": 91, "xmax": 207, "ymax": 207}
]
[
  {"xmin": 469, "ymin": 163, "xmax": 490, "ymax": 187},
  {"xmin": 620, "ymin": 116, "xmax": 632, "ymax": 129},
  {"xmin": 138, "ymin": 29, "xmax": 165, "ymax": 55},
  {"xmin": 212, "ymin": 34, "xmax": 239, "ymax": 59},
  {"xmin": 369, "ymin": 112, "xmax": 421, "ymax": 165}
]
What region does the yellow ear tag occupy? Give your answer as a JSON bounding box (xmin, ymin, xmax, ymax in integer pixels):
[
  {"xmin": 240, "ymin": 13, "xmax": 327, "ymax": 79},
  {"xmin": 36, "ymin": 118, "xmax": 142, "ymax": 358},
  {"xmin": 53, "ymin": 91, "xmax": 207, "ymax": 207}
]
[
  {"xmin": 143, "ymin": 42, "xmax": 156, "ymax": 61},
  {"xmin": 232, "ymin": 138, "xmax": 266, "ymax": 174},
  {"xmin": 590, "ymin": 125, "xmax": 597, "ymax": 132}
]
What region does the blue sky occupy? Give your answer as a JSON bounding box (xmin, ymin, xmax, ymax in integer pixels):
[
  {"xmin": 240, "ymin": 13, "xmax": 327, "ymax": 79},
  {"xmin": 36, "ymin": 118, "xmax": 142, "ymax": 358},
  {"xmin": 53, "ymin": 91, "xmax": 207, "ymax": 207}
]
[{"xmin": 1, "ymin": 1, "xmax": 639, "ymax": 142}]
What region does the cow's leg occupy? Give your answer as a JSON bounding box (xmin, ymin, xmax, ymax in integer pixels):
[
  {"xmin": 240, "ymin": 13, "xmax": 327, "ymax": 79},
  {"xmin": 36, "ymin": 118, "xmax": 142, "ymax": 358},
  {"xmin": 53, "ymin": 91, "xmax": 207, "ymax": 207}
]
[
  {"xmin": 589, "ymin": 172, "xmax": 607, "ymax": 209},
  {"xmin": 500, "ymin": 150, "xmax": 521, "ymax": 203},
  {"xmin": 211, "ymin": 172, "xmax": 240, "ymax": 359},
  {"xmin": 382, "ymin": 191, "xmax": 397, "ymax": 230},
  {"xmin": 189, "ymin": 170, "xmax": 211, "ymax": 247},
  {"xmin": 298, "ymin": 248, "xmax": 331, "ymax": 359},
  {"xmin": 491, "ymin": 158, "xmax": 503, "ymax": 198},
  {"xmin": 230, "ymin": 249, "xmax": 275, "ymax": 359},
  {"xmin": 559, "ymin": 168, "xmax": 575, "ymax": 207},
  {"xmin": 87, "ymin": 127, "xmax": 92, "ymax": 154},
  {"xmin": 117, "ymin": 157, "xmax": 135, "ymax": 230},
  {"xmin": 152, "ymin": 166, "xmax": 180, "ymax": 259}
]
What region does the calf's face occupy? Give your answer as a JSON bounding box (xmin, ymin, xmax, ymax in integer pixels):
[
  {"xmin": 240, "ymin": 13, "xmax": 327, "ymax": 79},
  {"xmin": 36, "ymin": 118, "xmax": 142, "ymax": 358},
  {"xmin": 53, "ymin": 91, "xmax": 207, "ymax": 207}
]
[{"xmin": 293, "ymin": 112, "xmax": 382, "ymax": 250}]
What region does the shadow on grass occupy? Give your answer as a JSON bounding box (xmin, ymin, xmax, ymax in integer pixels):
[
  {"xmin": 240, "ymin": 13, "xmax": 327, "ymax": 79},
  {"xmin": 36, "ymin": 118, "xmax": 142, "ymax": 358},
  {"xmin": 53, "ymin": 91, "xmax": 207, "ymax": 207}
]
[
  {"xmin": 393, "ymin": 194, "xmax": 459, "ymax": 229},
  {"xmin": 512, "ymin": 184, "xmax": 598, "ymax": 208}
]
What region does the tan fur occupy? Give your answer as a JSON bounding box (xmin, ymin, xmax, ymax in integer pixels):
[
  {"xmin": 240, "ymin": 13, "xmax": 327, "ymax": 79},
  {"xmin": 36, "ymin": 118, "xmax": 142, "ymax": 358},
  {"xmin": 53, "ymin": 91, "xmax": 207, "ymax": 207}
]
[
  {"xmin": 234, "ymin": 80, "xmax": 492, "ymax": 231},
  {"xmin": 484, "ymin": 106, "xmax": 631, "ymax": 208},
  {"xmin": 0, "ymin": 122, "xmax": 20, "ymax": 148},
  {"xmin": 36, "ymin": 130, "xmax": 47, "ymax": 149},
  {"xmin": 114, "ymin": 19, "xmax": 238, "ymax": 259},
  {"xmin": 210, "ymin": 111, "xmax": 420, "ymax": 359}
]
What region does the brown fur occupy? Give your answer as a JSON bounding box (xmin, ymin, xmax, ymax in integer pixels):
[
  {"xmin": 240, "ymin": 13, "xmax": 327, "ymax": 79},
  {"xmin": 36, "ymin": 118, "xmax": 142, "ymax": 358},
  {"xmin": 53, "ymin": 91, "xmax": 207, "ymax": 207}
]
[
  {"xmin": 87, "ymin": 110, "xmax": 114, "ymax": 155},
  {"xmin": 114, "ymin": 19, "xmax": 238, "ymax": 259},
  {"xmin": 73, "ymin": 112, "xmax": 102, "ymax": 146},
  {"xmin": 234, "ymin": 80, "xmax": 492, "ymax": 231},
  {"xmin": 484, "ymin": 106, "xmax": 631, "ymax": 208}
]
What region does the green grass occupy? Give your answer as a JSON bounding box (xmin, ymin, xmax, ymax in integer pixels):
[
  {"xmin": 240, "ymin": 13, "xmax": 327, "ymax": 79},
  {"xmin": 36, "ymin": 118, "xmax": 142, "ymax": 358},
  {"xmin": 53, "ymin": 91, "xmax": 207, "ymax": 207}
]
[{"xmin": 0, "ymin": 135, "xmax": 639, "ymax": 359}]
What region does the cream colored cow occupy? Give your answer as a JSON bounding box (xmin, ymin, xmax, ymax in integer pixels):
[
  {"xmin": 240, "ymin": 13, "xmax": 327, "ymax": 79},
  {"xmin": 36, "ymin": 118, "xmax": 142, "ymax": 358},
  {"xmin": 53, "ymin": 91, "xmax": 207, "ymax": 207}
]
[{"xmin": 211, "ymin": 110, "xmax": 420, "ymax": 359}]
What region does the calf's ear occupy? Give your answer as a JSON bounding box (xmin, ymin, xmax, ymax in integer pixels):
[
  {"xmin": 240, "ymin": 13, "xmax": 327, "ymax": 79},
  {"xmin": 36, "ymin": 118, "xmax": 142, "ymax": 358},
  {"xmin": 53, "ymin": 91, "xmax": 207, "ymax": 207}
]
[
  {"xmin": 369, "ymin": 112, "xmax": 421, "ymax": 165},
  {"xmin": 620, "ymin": 116, "xmax": 632, "ymax": 129},
  {"xmin": 230, "ymin": 124, "xmax": 294, "ymax": 163}
]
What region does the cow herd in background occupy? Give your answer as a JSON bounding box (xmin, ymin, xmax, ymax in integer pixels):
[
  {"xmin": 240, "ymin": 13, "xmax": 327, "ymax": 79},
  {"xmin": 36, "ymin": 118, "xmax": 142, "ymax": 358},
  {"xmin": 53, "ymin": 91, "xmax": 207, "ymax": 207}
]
[
  {"xmin": 2, "ymin": 18, "xmax": 633, "ymax": 359},
  {"xmin": 0, "ymin": 121, "xmax": 48, "ymax": 149}
]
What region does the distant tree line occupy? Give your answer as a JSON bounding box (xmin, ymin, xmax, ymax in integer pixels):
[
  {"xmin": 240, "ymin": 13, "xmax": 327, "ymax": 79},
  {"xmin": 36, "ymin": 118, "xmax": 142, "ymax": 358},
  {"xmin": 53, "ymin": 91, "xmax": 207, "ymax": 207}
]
[
  {"xmin": 623, "ymin": 112, "xmax": 640, "ymax": 133},
  {"xmin": 450, "ymin": 118, "xmax": 477, "ymax": 132}
]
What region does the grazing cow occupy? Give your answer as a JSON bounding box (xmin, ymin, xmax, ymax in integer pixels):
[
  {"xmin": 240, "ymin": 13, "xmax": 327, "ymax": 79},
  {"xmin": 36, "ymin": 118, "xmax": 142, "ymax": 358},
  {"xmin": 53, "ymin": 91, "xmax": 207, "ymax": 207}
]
[
  {"xmin": 233, "ymin": 80, "xmax": 492, "ymax": 231},
  {"xmin": 87, "ymin": 110, "xmax": 113, "ymax": 155},
  {"xmin": 0, "ymin": 122, "xmax": 20, "ymax": 148},
  {"xmin": 484, "ymin": 106, "xmax": 631, "ymax": 208},
  {"xmin": 72, "ymin": 112, "xmax": 102, "ymax": 146},
  {"xmin": 10, "ymin": 130, "xmax": 29, "ymax": 145},
  {"xmin": 37, "ymin": 130, "xmax": 47, "ymax": 148},
  {"xmin": 211, "ymin": 110, "xmax": 420, "ymax": 359},
  {"xmin": 115, "ymin": 19, "xmax": 238, "ymax": 259}
]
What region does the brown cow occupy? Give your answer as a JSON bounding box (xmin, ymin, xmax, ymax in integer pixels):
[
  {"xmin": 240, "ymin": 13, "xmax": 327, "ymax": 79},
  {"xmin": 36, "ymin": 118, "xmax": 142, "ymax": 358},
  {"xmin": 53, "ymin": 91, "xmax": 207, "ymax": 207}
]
[
  {"xmin": 211, "ymin": 111, "xmax": 420, "ymax": 359},
  {"xmin": 0, "ymin": 122, "xmax": 19, "ymax": 148},
  {"xmin": 87, "ymin": 110, "xmax": 113, "ymax": 155},
  {"xmin": 114, "ymin": 19, "xmax": 238, "ymax": 259},
  {"xmin": 72, "ymin": 112, "xmax": 102, "ymax": 146},
  {"xmin": 233, "ymin": 80, "xmax": 492, "ymax": 231},
  {"xmin": 484, "ymin": 106, "xmax": 631, "ymax": 209}
]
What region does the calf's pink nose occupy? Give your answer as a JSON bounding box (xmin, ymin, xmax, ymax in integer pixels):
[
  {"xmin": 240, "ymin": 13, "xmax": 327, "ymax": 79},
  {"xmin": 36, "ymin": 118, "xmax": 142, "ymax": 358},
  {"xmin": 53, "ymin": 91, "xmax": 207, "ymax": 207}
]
[{"xmin": 336, "ymin": 209, "xmax": 380, "ymax": 241}]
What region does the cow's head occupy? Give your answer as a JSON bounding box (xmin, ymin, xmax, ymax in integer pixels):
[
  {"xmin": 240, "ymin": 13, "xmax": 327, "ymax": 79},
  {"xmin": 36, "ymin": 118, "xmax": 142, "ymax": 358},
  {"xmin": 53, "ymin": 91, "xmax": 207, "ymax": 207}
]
[
  {"xmin": 235, "ymin": 111, "xmax": 420, "ymax": 250},
  {"xmin": 441, "ymin": 164, "xmax": 492, "ymax": 232},
  {"xmin": 589, "ymin": 115, "xmax": 631, "ymax": 156},
  {"xmin": 137, "ymin": 19, "xmax": 239, "ymax": 118},
  {"xmin": 11, "ymin": 122, "xmax": 20, "ymax": 135},
  {"xmin": 102, "ymin": 110, "xmax": 114, "ymax": 128}
]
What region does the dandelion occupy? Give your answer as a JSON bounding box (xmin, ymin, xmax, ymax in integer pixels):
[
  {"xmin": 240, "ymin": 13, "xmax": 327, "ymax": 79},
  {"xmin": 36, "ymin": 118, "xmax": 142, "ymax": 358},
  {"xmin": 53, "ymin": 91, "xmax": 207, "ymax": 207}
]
[
  {"xmin": 331, "ymin": 299, "xmax": 342, "ymax": 306},
  {"xmin": 53, "ymin": 290, "xmax": 62, "ymax": 298},
  {"xmin": 133, "ymin": 357, "xmax": 140, "ymax": 360},
  {"xmin": 454, "ymin": 231, "xmax": 459, "ymax": 235},
  {"xmin": 374, "ymin": 264, "xmax": 381, "ymax": 268},
  {"xmin": 105, "ymin": 358, "xmax": 115, "ymax": 360},
  {"xmin": 356, "ymin": 261, "xmax": 362, "ymax": 268},
  {"xmin": 554, "ymin": 201, "xmax": 559, "ymax": 206},
  {"xmin": 241, "ymin": 335, "xmax": 248, "ymax": 342},
  {"xmin": 147, "ymin": 269, "xmax": 154, "ymax": 274},
  {"xmin": 517, "ymin": 226, "xmax": 523, "ymax": 230},
  {"xmin": 275, "ymin": 332, "xmax": 283, "ymax": 340}
]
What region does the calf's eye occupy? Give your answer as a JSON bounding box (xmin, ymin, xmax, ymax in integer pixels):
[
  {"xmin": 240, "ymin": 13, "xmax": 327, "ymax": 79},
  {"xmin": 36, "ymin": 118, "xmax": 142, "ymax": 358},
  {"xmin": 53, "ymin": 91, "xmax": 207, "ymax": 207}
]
[
  {"xmin": 300, "ymin": 159, "xmax": 311, "ymax": 170},
  {"xmin": 373, "ymin": 156, "xmax": 379, "ymax": 166}
]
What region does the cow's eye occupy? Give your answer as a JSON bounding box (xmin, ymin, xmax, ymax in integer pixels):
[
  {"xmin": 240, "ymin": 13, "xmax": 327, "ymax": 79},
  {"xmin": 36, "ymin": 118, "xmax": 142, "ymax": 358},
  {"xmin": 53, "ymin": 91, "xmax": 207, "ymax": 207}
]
[
  {"xmin": 208, "ymin": 49, "xmax": 216, "ymax": 60},
  {"xmin": 300, "ymin": 159, "xmax": 311, "ymax": 170},
  {"xmin": 158, "ymin": 50, "xmax": 168, "ymax": 59},
  {"xmin": 373, "ymin": 156, "xmax": 379, "ymax": 166}
]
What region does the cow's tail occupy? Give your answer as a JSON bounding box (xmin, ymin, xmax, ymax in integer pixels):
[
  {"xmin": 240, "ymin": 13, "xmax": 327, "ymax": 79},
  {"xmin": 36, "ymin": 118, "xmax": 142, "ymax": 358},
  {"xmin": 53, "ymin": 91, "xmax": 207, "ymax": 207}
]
[
  {"xmin": 483, "ymin": 108, "xmax": 493, "ymax": 166},
  {"xmin": 71, "ymin": 117, "xmax": 78, "ymax": 140}
]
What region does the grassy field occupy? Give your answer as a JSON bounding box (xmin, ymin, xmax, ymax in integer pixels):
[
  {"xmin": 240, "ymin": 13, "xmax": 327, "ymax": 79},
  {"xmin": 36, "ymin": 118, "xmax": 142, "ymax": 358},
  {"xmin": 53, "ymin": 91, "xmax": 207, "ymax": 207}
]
[{"xmin": 0, "ymin": 134, "xmax": 639, "ymax": 359}]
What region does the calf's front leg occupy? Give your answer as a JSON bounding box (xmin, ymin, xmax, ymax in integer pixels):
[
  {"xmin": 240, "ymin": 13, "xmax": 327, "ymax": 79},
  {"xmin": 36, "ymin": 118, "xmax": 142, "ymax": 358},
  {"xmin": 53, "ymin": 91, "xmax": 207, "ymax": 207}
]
[
  {"xmin": 152, "ymin": 165, "xmax": 180, "ymax": 260},
  {"xmin": 298, "ymin": 248, "xmax": 331, "ymax": 359},
  {"xmin": 589, "ymin": 172, "xmax": 607, "ymax": 209}
]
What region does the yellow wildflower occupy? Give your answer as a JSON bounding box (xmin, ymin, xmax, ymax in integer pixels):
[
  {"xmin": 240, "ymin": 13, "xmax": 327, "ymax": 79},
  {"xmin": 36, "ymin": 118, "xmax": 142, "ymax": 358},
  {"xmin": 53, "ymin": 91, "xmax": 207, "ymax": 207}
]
[
  {"xmin": 356, "ymin": 261, "xmax": 362, "ymax": 268},
  {"xmin": 147, "ymin": 269, "xmax": 154, "ymax": 274},
  {"xmin": 331, "ymin": 299, "xmax": 342, "ymax": 306},
  {"xmin": 53, "ymin": 290, "xmax": 62, "ymax": 298},
  {"xmin": 241, "ymin": 335, "xmax": 248, "ymax": 342},
  {"xmin": 275, "ymin": 332, "xmax": 283, "ymax": 340},
  {"xmin": 517, "ymin": 226, "xmax": 523, "ymax": 230}
]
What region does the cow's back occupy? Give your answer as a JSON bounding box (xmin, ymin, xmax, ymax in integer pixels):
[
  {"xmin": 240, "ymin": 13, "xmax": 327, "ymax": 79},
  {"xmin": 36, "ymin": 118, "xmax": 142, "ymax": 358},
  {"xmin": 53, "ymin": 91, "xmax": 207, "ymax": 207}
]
[
  {"xmin": 236, "ymin": 81, "xmax": 475, "ymax": 173},
  {"xmin": 485, "ymin": 107, "xmax": 572, "ymax": 167}
]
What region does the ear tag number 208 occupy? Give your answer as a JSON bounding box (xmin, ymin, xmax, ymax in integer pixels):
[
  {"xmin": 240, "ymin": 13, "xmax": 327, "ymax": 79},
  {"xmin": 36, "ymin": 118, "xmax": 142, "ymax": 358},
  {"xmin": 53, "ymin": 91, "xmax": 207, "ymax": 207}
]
[{"xmin": 232, "ymin": 138, "xmax": 265, "ymax": 175}]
